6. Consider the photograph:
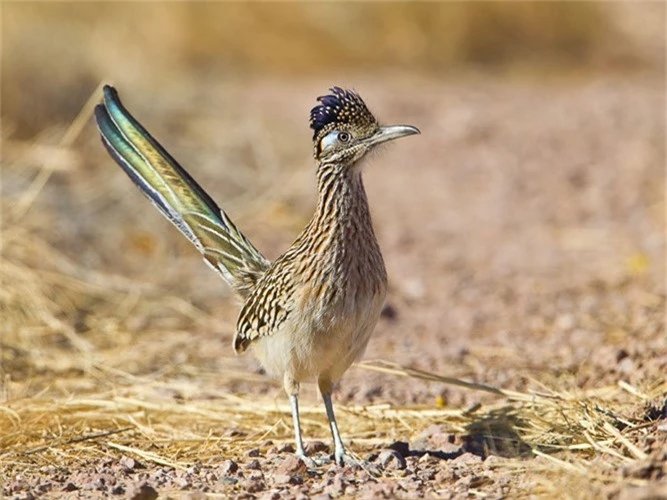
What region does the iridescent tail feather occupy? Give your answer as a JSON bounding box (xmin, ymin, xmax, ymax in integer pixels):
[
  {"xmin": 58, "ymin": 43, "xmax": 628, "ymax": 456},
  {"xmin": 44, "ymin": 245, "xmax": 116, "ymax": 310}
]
[{"xmin": 94, "ymin": 85, "xmax": 269, "ymax": 297}]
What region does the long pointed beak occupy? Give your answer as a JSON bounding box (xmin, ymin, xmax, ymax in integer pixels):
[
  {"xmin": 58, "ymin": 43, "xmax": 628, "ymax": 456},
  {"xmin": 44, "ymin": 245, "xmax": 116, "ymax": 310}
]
[{"xmin": 369, "ymin": 124, "xmax": 420, "ymax": 146}]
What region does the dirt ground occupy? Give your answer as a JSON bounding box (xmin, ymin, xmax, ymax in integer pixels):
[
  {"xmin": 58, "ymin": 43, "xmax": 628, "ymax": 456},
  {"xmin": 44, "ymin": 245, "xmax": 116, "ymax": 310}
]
[{"xmin": 2, "ymin": 72, "xmax": 666, "ymax": 499}]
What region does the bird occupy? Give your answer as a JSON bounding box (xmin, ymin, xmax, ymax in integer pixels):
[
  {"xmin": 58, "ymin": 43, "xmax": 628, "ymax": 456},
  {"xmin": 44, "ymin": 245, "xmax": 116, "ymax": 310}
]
[{"xmin": 94, "ymin": 85, "xmax": 419, "ymax": 467}]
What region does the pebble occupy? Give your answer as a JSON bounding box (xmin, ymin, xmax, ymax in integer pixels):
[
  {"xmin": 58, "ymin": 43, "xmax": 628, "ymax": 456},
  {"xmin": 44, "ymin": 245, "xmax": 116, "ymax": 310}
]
[
  {"xmin": 217, "ymin": 459, "xmax": 239, "ymax": 475},
  {"xmin": 273, "ymin": 473, "xmax": 294, "ymax": 485},
  {"xmin": 245, "ymin": 459, "xmax": 262, "ymax": 470},
  {"xmin": 305, "ymin": 441, "xmax": 330, "ymax": 454},
  {"xmin": 453, "ymin": 452, "xmax": 483, "ymax": 465},
  {"xmin": 418, "ymin": 453, "xmax": 439, "ymax": 465},
  {"xmin": 62, "ymin": 483, "xmax": 78, "ymax": 492},
  {"xmin": 111, "ymin": 485, "xmax": 125, "ymax": 495},
  {"xmin": 276, "ymin": 455, "xmax": 307, "ymax": 475},
  {"xmin": 249, "ymin": 471, "xmax": 264, "ymax": 481},
  {"xmin": 127, "ymin": 482, "xmax": 158, "ymax": 500},
  {"xmin": 378, "ymin": 449, "xmax": 407, "ymax": 470},
  {"xmin": 243, "ymin": 478, "xmax": 266, "ymax": 493},
  {"xmin": 120, "ymin": 456, "xmax": 137, "ymax": 471}
]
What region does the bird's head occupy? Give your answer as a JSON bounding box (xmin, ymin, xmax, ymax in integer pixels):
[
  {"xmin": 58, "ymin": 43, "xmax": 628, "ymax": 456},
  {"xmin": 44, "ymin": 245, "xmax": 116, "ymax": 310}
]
[{"xmin": 309, "ymin": 87, "xmax": 419, "ymax": 166}]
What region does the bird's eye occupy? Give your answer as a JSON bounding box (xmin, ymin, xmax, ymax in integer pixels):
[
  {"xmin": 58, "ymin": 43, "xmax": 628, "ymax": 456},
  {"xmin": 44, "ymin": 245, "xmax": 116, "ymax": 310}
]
[
  {"xmin": 337, "ymin": 131, "xmax": 350, "ymax": 143},
  {"xmin": 319, "ymin": 130, "xmax": 351, "ymax": 153}
]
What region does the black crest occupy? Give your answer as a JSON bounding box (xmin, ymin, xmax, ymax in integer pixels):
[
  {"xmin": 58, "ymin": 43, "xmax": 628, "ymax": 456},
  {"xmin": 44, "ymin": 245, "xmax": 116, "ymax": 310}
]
[{"xmin": 309, "ymin": 87, "xmax": 377, "ymax": 140}]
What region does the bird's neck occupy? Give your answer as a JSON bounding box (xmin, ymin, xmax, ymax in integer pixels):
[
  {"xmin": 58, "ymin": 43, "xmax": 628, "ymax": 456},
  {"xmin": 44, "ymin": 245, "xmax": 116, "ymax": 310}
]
[{"xmin": 313, "ymin": 162, "xmax": 371, "ymax": 228}]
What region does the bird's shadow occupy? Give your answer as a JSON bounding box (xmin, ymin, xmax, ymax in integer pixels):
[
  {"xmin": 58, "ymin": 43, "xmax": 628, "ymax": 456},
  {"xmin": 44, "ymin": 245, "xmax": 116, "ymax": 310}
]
[
  {"xmin": 460, "ymin": 406, "xmax": 533, "ymax": 459},
  {"xmin": 401, "ymin": 405, "xmax": 532, "ymax": 461}
]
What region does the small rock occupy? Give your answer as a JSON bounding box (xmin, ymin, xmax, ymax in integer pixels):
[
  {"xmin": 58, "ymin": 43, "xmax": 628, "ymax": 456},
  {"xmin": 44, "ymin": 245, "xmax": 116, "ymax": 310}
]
[
  {"xmin": 243, "ymin": 478, "xmax": 266, "ymax": 493},
  {"xmin": 246, "ymin": 448, "xmax": 261, "ymax": 457},
  {"xmin": 248, "ymin": 471, "xmax": 264, "ymax": 481},
  {"xmin": 273, "ymin": 474, "xmax": 292, "ymax": 485},
  {"xmin": 276, "ymin": 455, "xmax": 307, "ymax": 475},
  {"xmin": 305, "ymin": 441, "xmax": 330, "ymax": 454},
  {"xmin": 217, "ymin": 459, "xmax": 239, "ymax": 475},
  {"xmin": 278, "ymin": 444, "xmax": 295, "ymax": 454},
  {"xmin": 36, "ymin": 482, "xmax": 51, "ymax": 493},
  {"xmin": 111, "ymin": 485, "xmax": 125, "ymax": 495},
  {"xmin": 127, "ymin": 482, "xmax": 158, "ymax": 500},
  {"xmin": 468, "ymin": 475, "xmax": 492, "ymax": 488},
  {"xmin": 120, "ymin": 456, "xmax": 137, "ymax": 471},
  {"xmin": 273, "ymin": 473, "xmax": 302, "ymax": 486},
  {"xmin": 418, "ymin": 453, "xmax": 439, "ymax": 465},
  {"xmin": 453, "ymin": 452, "xmax": 483, "ymax": 465},
  {"xmin": 378, "ymin": 449, "xmax": 407, "ymax": 470},
  {"xmin": 246, "ymin": 459, "xmax": 262, "ymax": 470},
  {"xmin": 62, "ymin": 483, "xmax": 78, "ymax": 492}
]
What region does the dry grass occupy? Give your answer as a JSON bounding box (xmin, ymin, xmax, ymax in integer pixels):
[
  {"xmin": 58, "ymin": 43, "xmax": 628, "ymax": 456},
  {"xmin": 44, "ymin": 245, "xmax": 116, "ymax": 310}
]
[{"xmin": 2, "ymin": 317, "xmax": 665, "ymax": 493}]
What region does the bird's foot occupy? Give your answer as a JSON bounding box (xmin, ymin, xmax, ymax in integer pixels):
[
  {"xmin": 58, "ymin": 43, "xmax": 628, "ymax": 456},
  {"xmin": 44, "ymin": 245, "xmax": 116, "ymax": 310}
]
[
  {"xmin": 295, "ymin": 453, "xmax": 320, "ymax": 470},
  {"xmin": 333, "ymin": 450, "xmax": 361, "ymax": 468}
]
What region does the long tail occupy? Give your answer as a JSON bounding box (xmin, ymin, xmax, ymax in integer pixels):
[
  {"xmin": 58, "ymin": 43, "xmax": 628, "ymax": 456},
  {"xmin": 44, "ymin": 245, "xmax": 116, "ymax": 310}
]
[{"xmin": 94, "ymin": 85, "xmax": 269, "ymax": 297}]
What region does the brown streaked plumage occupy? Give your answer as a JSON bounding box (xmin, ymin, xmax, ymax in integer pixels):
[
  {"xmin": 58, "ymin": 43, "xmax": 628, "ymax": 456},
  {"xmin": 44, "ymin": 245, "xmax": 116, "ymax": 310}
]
[{"xmin": 94, "ymin": 85, "xmax": 419, "ymax": 467}]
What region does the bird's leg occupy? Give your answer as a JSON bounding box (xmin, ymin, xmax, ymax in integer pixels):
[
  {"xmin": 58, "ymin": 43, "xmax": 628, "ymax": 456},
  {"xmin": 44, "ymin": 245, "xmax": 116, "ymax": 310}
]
[
  {"xmin": 285, "ymin": 374, "xmax": 317, "ymax": 469},
  {"xmin": 319, "ymin": 377, "xmax": 355, "ymax": 467},
  {"xmin": 288, "ymin": 393, "xmax": 308, "ymax": 458}
]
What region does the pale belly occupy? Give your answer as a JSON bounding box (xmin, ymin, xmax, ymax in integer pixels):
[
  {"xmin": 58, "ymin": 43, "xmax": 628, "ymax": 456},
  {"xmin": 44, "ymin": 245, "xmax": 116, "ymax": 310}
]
[{"xmin": 251, "ymin": 282, "xmax": 387, "ymax": 384}]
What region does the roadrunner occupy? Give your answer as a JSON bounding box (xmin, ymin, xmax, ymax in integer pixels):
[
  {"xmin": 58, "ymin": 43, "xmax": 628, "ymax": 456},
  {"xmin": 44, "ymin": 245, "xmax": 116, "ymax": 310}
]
[{"xmin": 94, "ymin": 85, "xmax": 419, "ymax": 466}]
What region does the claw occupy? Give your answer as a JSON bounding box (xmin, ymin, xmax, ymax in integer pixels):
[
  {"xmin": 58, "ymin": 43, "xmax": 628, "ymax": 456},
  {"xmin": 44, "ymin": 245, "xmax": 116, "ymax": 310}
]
[
  {"xmin": 334, "ymin": 451, "xmax": 360, "ymax": 468},
  {"xmin": 295, "ymin": 453, "xmax": 319, "ymax": 470}
]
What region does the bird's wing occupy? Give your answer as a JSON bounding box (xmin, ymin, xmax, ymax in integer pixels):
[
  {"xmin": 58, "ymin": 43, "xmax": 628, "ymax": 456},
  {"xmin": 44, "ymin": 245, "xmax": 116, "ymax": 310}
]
[
  {"xmin": 232, "ymin": 258, "xmax": 294, "ymax": 353},
  {"xmin": 95, "ymin": 85, "xmax": 269, "ymax": 297}
]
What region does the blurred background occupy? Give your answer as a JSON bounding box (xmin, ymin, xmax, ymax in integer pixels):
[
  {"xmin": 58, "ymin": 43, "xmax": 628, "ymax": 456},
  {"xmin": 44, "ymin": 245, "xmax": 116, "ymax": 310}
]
[
  {"xmin": 3, "ymin": 3, "xmax": 664, "ymax": 137},
  {"xmin": 2, "ymin": 2, "xmax": 665, "ymax": 404}
]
